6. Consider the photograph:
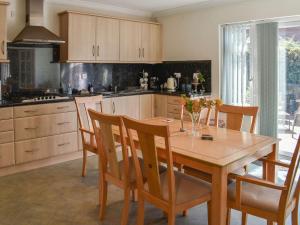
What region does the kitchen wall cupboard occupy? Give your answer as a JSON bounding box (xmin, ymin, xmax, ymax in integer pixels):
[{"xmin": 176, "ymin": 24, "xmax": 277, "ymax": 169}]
[
  {"xmin": 59, "ymin": 11, "xmax": 161, "ymax": 63},
  {"xmin": 0, "ymin": 1, "xmax": 8, "ymax": 62},
  {"xmin": 120, "ymin": 21, "xmax": 161, "ymax": 63}
]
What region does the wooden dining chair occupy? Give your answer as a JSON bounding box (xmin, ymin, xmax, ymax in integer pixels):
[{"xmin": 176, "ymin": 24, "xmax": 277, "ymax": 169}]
[
  {"xmin": 226, "ymin": 135, "xmax": 300, "ymax": 225},
  {"xmin": 184, "ymin": 104, "xmax": 259, "ymax": 183},
  {"xmin": 123, "ymin": 116, "xmax": 212, "ymax": 225},
  {"xmin": 75, "ymin": 95, "xmax": 103, "ymax": 177},
  {"xmin": 88, "ymin": 109, "xmax": 134, "ymax": 225}
]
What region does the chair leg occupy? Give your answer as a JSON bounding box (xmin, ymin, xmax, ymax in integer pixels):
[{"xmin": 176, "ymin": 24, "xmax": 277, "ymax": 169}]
[
  {"xmin": 292, "ymin": 203, "xmax": 299, "ymax": 225},
  {"xmin": 167, "ymin": 209, "xmax": 176, "ymax": 225},
  {"xmin": 242, "ymin": 213, "xmax": 247, "ymax": 225},
  {"xmin": 82, "ymin": 149, "xmax": 87, "ymax": 177},
  {"xmin": 226, "ymin": 208, "xmax": 231, "ymax": 225},
  {"xmin": 99, "ymin": 180, "xmax": 108, "ymax": 220},
  {"xmin": 137, "ymin": 196, "xmax": 145, "ymax": 225},
  {"xmin": 207, "ymin": 201, "xmax": 212, "ymax": 225},
  {"xmin": 182, "ymin": 210, "xmax": 188, "ymax": 217},
  {"xmin": 121, "ymin": 187, "xmax": 131, "ymax": 225},
  {"xmin": 267, "ymin": 221, "xmax": 275, "ymax": 225}
]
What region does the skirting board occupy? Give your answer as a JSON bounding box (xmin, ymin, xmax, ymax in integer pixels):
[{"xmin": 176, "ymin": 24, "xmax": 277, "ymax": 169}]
[{"xmin": 0, "ymin": 151, "xmax": 96, "ymax": 177}]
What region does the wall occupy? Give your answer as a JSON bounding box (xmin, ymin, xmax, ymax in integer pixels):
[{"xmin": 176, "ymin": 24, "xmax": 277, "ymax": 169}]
[
  {"xmin": 157, "ymin": 0, "xmax": 300, "ymax": 97},
  {"xmin": 6, "ymin": 0, "xmax": 152, "ymax": 42}
]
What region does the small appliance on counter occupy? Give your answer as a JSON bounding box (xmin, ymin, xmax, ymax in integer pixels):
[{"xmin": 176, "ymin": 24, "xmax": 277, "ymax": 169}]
[
  {"xmin": 149, "ymin": 76, "xmax": 159, "ymax": 90},
  {"xmin": 167, "ymin": 76, "xmax": 177, "ymax": 92}
]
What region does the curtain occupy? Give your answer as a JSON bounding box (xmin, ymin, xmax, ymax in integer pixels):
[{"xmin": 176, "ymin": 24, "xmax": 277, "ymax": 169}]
[
  {"xmin": 256, "ymin": 22, "xmax": 279, "ymax": 137},
  {"xmin": 221, "ymin": 24, "xmax": 249, "ymax": 105}
]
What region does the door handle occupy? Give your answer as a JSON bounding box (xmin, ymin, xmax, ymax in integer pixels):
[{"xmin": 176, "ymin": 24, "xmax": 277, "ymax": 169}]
[
  {"xmin": 97, "ymin": 45, "xmax": 100, "ymax": 57},
  {"xmin": 57, "ymin": 106, "xmax": 69, "ymax": 110},
  {"xmin": 92, "ymin": 45, "xmax": 95, "ymax": 57},
  {"xmin": 57, "ymin": 142, "xmax": 70, "ymax": 147},
  {"xmin": 25, "ymin": 148, "xmax": 39, "ymax": 153},
  {"xmin": 138, "ymin": 48, "xmax": 141, "ymax": 58},
  {"xmin": 112, "ymin": 102, "xmax": 115, "ymax": 114},
  {"xmin": 143, "ymin": 48, "xmax": 145, "ymax": 58},
  {"xmin": 1, "ymin": 41, "xmax": 4, "ymax": 55}
]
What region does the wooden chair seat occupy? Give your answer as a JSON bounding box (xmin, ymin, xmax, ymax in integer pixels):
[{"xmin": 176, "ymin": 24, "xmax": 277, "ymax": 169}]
[
  {"xmin": 228, "ymin": 177, "xmax": 282, "ymax": 213},
  {"xmin": 151, "ymin": 171, "xmax": 211, "ymax": 204}
]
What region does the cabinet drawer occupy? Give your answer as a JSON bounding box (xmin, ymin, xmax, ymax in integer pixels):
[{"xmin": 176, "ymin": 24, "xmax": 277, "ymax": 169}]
[
  {"xmin": 167, "ymin": 104, "xmax": 181, "ymax": 114},
  {"xmin": 0, "ymin": 108, "xmax": 13, "ymax": 120},
  {"xmin": 0, "ymin": 143, "xmax": 15, "ymax": 168},
  {"xmin": 0, "ymin": 119, "xmax": 13, "ymax": 132},
  {"xmin": 167, "ymin": 112, "xmax": 191, "ymax": 121},
  {"xmin": 167, "ymin": 96, "xmax": 182, "ymax": 105},
  {"xmin": 53, "ymin": 132, "xmax": 78, "ymax": 155},
  {"xmin": 0, "ymin": 131, "xmax": 14, "ymax": 144},
  {"xmin": 14, "ymin": 102, "xmax": 76, "ymax": 118},
  {"xmin": 15, "ymin": 112, "xmax": 77, "ymax": 141},
  {"xmin": 15, "ymin": 137, "xmax": 53, "ymax": 164}
]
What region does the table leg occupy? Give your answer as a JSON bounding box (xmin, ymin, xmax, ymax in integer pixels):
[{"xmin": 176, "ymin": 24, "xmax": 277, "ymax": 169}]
[
  {"xmin": 211, "ymin": 166, "xmax": 228, "ymax": 225},
  {"xmin": 265, "ymin": 143, "xmax": 278, "ymax": 182}
]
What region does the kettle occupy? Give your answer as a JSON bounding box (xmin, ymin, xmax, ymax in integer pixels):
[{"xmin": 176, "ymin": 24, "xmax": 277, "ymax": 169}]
[{"xmin": 167, "ymin": 77, "xmax": 177, "ymax": 91}]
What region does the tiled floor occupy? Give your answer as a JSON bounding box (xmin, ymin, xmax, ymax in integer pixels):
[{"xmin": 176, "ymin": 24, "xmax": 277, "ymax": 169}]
[{"xmin": 0, "ymin": 156, "xmax": 298, "ymax": 225}]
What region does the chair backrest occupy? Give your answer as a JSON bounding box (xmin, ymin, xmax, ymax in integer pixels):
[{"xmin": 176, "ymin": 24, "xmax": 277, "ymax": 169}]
[
  {"xmin": 280, "ymin": 135, "xmax": 300, "ymax": 212},
  {"xmin": 123, "ymin": 116, "xmax": 176, "ymax": 203},
  {"xmin": 214, "ymin": 104, "xmax": 259, "ymax": 133},
  {"xmin": 75, "ymin": 96, "xmax": 103, "ymax": 144},
  {"xmin": 88, "ymin": 109, "xmax": 128, "ymax": 182}
]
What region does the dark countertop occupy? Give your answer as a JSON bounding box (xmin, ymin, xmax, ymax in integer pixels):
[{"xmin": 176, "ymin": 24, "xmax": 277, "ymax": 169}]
[{"xmin": 0, "ymin": 90, "xmax": 212, "ymax": 108}]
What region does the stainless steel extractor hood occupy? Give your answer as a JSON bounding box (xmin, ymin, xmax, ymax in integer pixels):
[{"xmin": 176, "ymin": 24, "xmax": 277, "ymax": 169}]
[{"xmin": 13, "ymin": 0, "xmax": 65, "ymax": 44}]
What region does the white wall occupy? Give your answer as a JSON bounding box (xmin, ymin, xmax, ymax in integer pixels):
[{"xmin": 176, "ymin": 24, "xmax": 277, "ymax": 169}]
[
  {"xmin": 157, "ymin": 0, "xmax": 300, "ymax": 97},
  {"xmin": 6, "ymin": 0, "xmax": 152, "ymax": 42}
]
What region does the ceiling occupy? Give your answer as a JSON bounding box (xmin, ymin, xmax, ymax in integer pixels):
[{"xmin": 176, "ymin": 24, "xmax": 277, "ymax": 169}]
[{"xmin": 78, "ymin": 0, "xmax": 247, "ymax": 13}]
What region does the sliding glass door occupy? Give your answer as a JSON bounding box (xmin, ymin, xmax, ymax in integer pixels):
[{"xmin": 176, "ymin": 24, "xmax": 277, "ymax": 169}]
[{"xmin": 278, "ymin": 22, "xmax": 300, "ymax": 158}]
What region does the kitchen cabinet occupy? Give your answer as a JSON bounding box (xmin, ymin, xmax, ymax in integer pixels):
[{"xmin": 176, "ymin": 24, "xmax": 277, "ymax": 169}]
[
  {"xmin": 101, "ymin": 98, "xmax": 112, "ymax": 114},
  {"xmin": 60, "ymin": 13, "xmax": 96, "ymax": 62},
  {"xmin": 140, "ymin": 94, "xmax": 153, "ymax": 119},
  {"xmin": 154, "ymin": 95, "xmax": 167, "ymax": 117},
  {"xmin": 0, "ymin": 2, "xmax": 8, "ymax": 62},
  {"xmin": 96, "ymin": 17, "xmax": 119, "ymax": 61},
  {"xmin": 120, "ymin": 20, "xmax": 161, "ymax": 63},
  {"xmin": 112, "ymin": 96, "xmax": 140, "ymax": 119}
]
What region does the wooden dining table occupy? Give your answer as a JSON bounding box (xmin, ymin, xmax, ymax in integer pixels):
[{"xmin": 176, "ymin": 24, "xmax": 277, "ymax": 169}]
[{"xmin": 115, "ymin": 117, "xmax": 279, "ymax": 225}]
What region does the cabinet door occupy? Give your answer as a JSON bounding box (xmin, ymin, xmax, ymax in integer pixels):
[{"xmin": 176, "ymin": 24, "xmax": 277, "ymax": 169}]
[
  {"xmin": 120, "ymin": 20, "xmax": 142, "ymax": 62},
  {"xmin": 101, "ymin": 98, "xmax": 112, "ymax": 114},
  {"xmin": 140, "ymin": 94, "xmax": 153, "ymax": 119},
  {"xmin": 0, "ymin": 4, "xmax": 7, "ymax": 61},
  {"xmin": 68, "ymin": 14, "xmax": 96, "ymax": 61},
  {"xmin": 112, "ymin": 96, "xmax": 140, "ymax": 119},
  {"xmin": 141, "ymin": 23, "xmax": 161, "ymax": 62},
  {"xmin": 96, "ymin": 17, "xmax": 120, "ymax": 61},
  {"xmin": 154, "ymin": 95, "xmax": 167, "ymax": 117}
]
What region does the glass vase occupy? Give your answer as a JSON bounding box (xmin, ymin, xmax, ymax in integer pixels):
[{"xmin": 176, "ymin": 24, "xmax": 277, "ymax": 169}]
[{"xmin": 189, "ymin": 112, "xmax": 200, "ymax": 136}]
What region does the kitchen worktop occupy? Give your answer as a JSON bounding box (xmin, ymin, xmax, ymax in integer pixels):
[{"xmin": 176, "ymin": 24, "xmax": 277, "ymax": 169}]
[{"xmin": 0, "ymin": 90, "xmax": 212, "ymax": 108}]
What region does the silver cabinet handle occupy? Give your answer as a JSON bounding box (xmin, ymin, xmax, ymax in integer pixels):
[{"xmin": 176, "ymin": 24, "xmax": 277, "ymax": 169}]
[
  {"xmin": 92, "ymin": 45, "xmax": 95, "ymax": 57},
  {"xmin": 1, "ymin": 41, "xmax": 4, "ymax": 55},
  {"xmin": 25, "ymin": 148, "xmax": 39, "ymax": 153},
  {"xmin": 112, "ymin": 102, "xmax": 115, "ymax": 114},
  {"xmin": 97, "ymin": 45, "xmax": 100, "ymax": 57},
  {"xmin": 57, "ymin": 122, "xmax": 71, "ymax": 126},
  {"xmin": 138, "ymin": 48, "xmax": 141, "ymax": 58},
  {"xmin": 24, "ymin": 110, "xmax": 38, "ymax": 113},
  {"xmin": 57, "ymin": 106, "xmax": 69, "ymax": 110},
  {"xmin": 57, "ymin": 142, "xmax": 70, "ymax": 147},
  {"xmin": 143, "ymin": 48, "xmax": 145, "ymax": 58},
  {"xmin": 25, "ymin": 127, "xmax": 38, "ymax": 130}
]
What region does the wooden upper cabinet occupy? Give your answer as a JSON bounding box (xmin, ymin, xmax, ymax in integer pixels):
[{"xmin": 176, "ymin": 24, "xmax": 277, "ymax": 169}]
[
  {"xmin": 96, "ymin": 17, "xmax": 119, "ymax": 61},
  {"xmin": 120, "ymin": 20, "xmax": 142, "ymax": 62},
  {"xmin": 141, "ymin": 23, "xmax": 161, "ymax": 62},
  {"xmin": 120, "ymin": 20, "xmax": 162, "ymax": 63},
  {"xmin": 60, "ymin": 13, "xmax": 96, "ymax": 62},
  {"xmin": 59, "ymin": 11, "xmax": 161, "ymax": 63},
  {"xmin": 0, "ymin": 2, "xmax": 8, "ymax": 62}
]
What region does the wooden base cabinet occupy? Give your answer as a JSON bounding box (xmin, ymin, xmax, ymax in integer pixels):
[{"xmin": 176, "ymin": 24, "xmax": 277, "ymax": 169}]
[{"xmin": 0, "ymin": 143, "xmax": 14, "ymax": 168}]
